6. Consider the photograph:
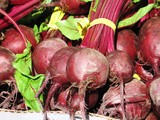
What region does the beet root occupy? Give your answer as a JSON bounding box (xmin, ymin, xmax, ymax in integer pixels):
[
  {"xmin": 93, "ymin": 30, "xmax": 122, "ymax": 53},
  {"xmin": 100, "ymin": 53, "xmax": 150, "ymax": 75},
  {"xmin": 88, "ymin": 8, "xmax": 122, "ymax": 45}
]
[
  {"xmin": 41, "ymin": 46, "xmax": 80, "ymax": 111},
  {"xmin": 138, "ymin": 16, "xmax": 160, "ymax": 76},
  {"xmin": 0, "ymin": 46, "xmax": 15, "ymax": 81},
  {"xmin": 149, "ymin": 76, "xmax": 160, "ymax": 118},
  {"xmin": 56, "ymin": 88, "xmax": 99, "ymax": 119},
  {"xmin": 42, "ymin": 0, "xmax": 90, "ymax": 15},
  {"xmin": 106, "ymin": 50, "xmax": 134, "ymax": 119},
  {"xmin": 66, "ymin": 48, "xmax": 109, "ymax": 120},
  {"xmin": 98, "ymin": 79, "xmax": 151, "ymax": 120},
  {"xmin": 106, "ymin": 50, "xmax": 134, "ymax": 83},
  {"xmin": 32, "ymin": 38, "xmax": 68, "ymax": 74},
  {"xmin": 1, "ymin": 25, "xmax": 37, "ymax": 54},
  {"xmin": 116, "ymin": 29, "xmax": 139, "ymax": 60}
]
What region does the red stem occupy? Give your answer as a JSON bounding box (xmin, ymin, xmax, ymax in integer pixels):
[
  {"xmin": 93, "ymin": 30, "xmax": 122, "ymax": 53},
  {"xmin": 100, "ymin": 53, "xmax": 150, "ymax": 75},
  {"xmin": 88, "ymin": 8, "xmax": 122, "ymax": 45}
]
[
  {"xmin": 0, "ymin": 0, "xmax": 40, "ymax": 30},
  {"xmin": 81, "ymin": 0, "xmax": 128, "ymax": 55},
  {"xmin": 44, "ymin": 82, "xmax": 61, "ymax": 111}
]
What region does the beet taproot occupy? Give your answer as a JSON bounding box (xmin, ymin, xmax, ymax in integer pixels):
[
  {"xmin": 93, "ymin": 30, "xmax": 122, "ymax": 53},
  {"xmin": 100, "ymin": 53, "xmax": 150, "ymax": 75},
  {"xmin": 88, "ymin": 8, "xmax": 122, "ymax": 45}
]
[
  {"xmin": 98, "ymin": 79, "xmax": 151, "ymax": 120},
  {"xmin": 116, "ymin": 29, "xmax": 139, "ymax": 60},
  {"xmin": 0, "ymin": 46, "xmax": 15, "ymax": 81},
  {"xmin": 66, "ymin": 48, "xmax": 109, "ymax": 120},
  {"xmin": 138, "ymin": 16, "xmax": 160, "ymax": 76}
]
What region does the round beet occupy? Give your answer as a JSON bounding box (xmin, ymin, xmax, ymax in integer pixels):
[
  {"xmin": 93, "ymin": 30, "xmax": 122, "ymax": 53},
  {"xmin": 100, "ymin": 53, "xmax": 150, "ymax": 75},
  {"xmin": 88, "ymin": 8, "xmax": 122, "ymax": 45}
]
[
  {"xmin": 138, "ymin": 16, "xmax": 160, "ymax": 76},
  {"xmin": 98, "ymin": 79, "xmax": 151, "ymax": 120},
  {"xmin": 42, "ymin": 0, "xmax": 90, "ymax": 15},
  {"xmin": 49, "ymin": 46, "xmax": 80, "ymax": 84},
  {"xmin": 106, "ymin": 50, "xmax": 134, "ymax": 83},
  {"xmin": 66, "ymin": 48, "xmax": 109, "ymax": 120},
  {"xmin": 32, "ymin": 38, "xmax": 68, "ymax": 74},
  {"xmin": 106, "ymin": 50, "xmax": 134, "ymax": 119},
  {"xmin": 41, "ymin": 46, "xmax": 80, "ymax": 111},
  {"xmin": 67, "ymin": 48, "xmax": 109, "ymax": 89},
  {"xmin": 149, "ymin": 76, "xmax": 160, "ymax": 118},
  {"xmin": 0, "ymin": 46, "xmax": 15, "ymax": 81},
  {"xmin": 2, "ymin": 25, "xmax": 37, "ymax": 54},
  {"xmin": 116, "ymin": 29, "xmax": 139, "ymax": 60}
]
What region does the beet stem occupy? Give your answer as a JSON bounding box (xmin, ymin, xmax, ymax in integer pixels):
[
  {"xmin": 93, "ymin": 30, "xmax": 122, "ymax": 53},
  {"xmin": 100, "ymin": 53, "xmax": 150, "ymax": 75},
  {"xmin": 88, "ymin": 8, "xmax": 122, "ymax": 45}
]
[
  {"xmin": 43, "ymin": 83, "xmax": 61, "ymax": 111},
  {"xmin": 78, "ymin": 81, "xmax": 90, "ymax": 120},
  {"xmin": 36, "ymin": 72, "xmax": 51, "ymax": 99},
  {"xmin": 0, "ymin": 0, "xmax": 40, "ymax": 30}
]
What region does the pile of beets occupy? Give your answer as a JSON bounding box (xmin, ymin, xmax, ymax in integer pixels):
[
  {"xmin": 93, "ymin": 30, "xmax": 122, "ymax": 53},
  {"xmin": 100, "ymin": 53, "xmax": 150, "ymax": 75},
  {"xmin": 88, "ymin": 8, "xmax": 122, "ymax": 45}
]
[{"xmin": 0, "ymin": 0, "xmax": 160, "ymax": 120}]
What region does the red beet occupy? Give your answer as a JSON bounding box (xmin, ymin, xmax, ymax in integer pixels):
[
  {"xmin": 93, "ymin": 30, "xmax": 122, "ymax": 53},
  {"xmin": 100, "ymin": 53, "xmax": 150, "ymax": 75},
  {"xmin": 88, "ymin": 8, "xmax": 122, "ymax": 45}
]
[
  {"xmin": 98, "ymin": 79, "xmax": 151, "ymax": 120},
  {"xmin": 41, "ymin": 46, "xmax": 80, "ymax": 111},
  {"xmin": 1, "ymin": 25, "xmax": 37, "ymax": 54},
  {"xmin": 0, "ymin": 46, "xmax": 15, "ymax": 81},
  {"xmin": 66, "ymin": 48, "xmax": 109, "ymax": 120},
  {"xmin": 149, "ymin": 76, "xmax": 160, "ymax": 118},
  {"xmin": 138, "ymin": 16, "xmax": 160, "ymax": 76},
  {"xmin": 56, "ymin": 88, "xmax": 99, "ymax": 119},
  {"xmin": 134, "ymin": 62, "xmax": 153, "ymax": 85},
  {"xmin": 106, "ymin": 50, "xmax": 134, "ymax": 83},
  {"xmin": 49, "ymin": 46, "xmax": 80, "ymax": 84},
  {"xmin": 106, "ymin": 50, "xmax": 134, "ymax": 119},
  {"xmin": 32, "ymin": 38, "xmax": 68, "ymax": 74},
  {"xmin": 116, "ymin": 29, "xmax": 139, "ymax": 60},
  {"xmin": 42, "ymin": 0, "xmax": 90, "ymax": 15}
]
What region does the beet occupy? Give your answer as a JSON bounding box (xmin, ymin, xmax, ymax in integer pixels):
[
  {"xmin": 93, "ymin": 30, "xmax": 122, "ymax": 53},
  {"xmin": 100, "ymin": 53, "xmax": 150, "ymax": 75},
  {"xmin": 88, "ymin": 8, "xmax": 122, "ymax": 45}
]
[
  {"xmin": 49, "ymin": 46, "xmax": 80, "ymax": 84},
  {"xmin": 66, "ymin": 48, "xmax": 109, "ymax": 120},
  {"xmin": 56, "ymin": 88, "xmax": 99, "ymax": 119},
  {"xmin": 41, "ymin": 46, "xmax": 80, "ymax": 111},
  {"xmin": 0, "ymin": 46, "xmax": 15, "ymax": 81},
  {"xmin": 98, "ymin": 79, "xmax": 151, "ymax": 120},
  {"xmin": 1, "ymin": 25, "xmax": 37, "ymax": 54},
  {"xmin": 106, "ymin": 50, "xmax": 134, "ymax": 83},
  {"xmin": 138, "ymin": 16, "xmax": 160, "ymax": 76},
  {"xmin": 149, "ymin": 76, "xmax": 160, "ymax": 118},
  {"xmin": 116, "ymin": 29, "xmax": 139, "ymax": 60},
  {"xmin": 32, "ymin": 38, "xmax": 68, "ymax": 74},
  {"xmin": 134, "ymin": 62, "xmax": 153, "ymax": 84},
  {"xmin": 42, "ymin": 0, "xmax": 90, "ymax": 15},
  {"xmin": 106, "ymin": 50, "xmax": 134, "ymax": 119}
]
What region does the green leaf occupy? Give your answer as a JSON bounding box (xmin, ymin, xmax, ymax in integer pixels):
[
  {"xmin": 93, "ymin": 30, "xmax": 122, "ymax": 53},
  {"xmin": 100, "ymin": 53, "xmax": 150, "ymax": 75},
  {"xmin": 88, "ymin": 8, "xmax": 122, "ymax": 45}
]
[
  {"xmin": 33, "ymin": 25, "xmax": 40, "ymax": 43},
  {"xmin": 92, "ymin": 0, "xmax": 99, "ymax": 12},
  {"xmin": 13, "ymin": 42, "xmax": 45, "ymax": 111},
  {"xmin": 13, "ymin": 43, "xmax": 32, "ymax": 75},
  {"xmin": 42, "ymin": 0, "xmax": 53, "ymax": 4},
  {"xmin": 14, "ymin": 71, "xmax": 44, "ymax": 111},
  {"xmin": 132, "ymin": 0, "xmax": 141, "ymax": 3},
  {"xmin": 81, "ymin": 0, "xmax": 92, "ymax": 2},
  {"xmin": 118, "ymin": 3, "xmax": 155, "ymax": 28},
  {"xmin": 47, "ymin": 7, "xmax": 65, "ymax": 30},
  {"xmin": 55, "ymin": 16, "xmax": 82, "ymax": 40},
  {"xmin": 33, "ymin": 21, "xmax": 49, "ymax": 43}
]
